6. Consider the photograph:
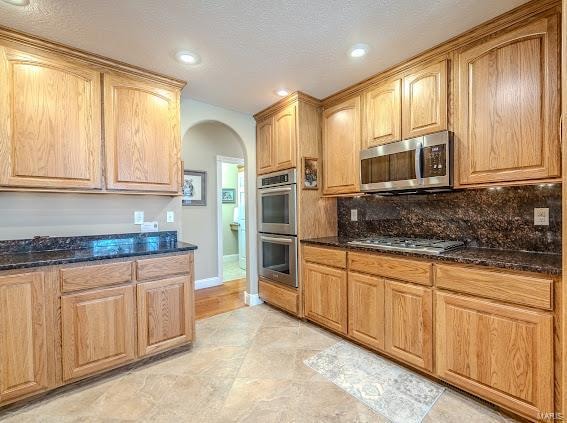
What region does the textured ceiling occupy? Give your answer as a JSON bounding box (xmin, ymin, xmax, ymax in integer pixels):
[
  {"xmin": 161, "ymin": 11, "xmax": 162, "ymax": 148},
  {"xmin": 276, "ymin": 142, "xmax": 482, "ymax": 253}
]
[{"xmin": 0, "ymin": 0, "xmax": 528, "ymax": 114}]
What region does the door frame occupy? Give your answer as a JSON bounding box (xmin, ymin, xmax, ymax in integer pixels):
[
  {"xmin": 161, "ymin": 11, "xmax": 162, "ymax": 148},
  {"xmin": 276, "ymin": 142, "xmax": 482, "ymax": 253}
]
[{"xmin": 216, "ymin": 155, "xmax": 245, "ymax": 283}]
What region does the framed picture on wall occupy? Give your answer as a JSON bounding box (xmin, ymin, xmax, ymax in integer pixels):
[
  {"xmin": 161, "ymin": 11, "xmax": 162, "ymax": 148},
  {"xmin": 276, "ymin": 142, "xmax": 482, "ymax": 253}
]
[
  {"xmin": 222, "ymin": 188, "xmax": 236, "ymax": 204},
  {"xmin": 302, "ymin": 157, "xmax": 318, "ymax": 190},
  {"xmin": 182, "ymin": 170, "xmax": 207, "ymax": 206}
]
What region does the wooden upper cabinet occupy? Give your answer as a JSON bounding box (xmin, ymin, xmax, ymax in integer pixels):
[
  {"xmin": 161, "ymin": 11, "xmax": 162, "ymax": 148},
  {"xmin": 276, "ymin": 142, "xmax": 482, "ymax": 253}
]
[
  {"xmin": 137, "ymin": 276, "xmax": 193, "ymax": 357},
  {"xmin": 303, "ymin": 262, "xmax": 348, "ymax": 334},
  {"xmin": 103, "ymin": 72, "xmax": 181, "ymax": 192},
  {"xmin": 0, "ymin": 46, "xmax": 102, "ymax": 189},
  {"xmin": 363, "ymin": 79, "xmax": 402, "ymax": 148},
  {"xmin": 456, "ymin": 15, "xmax": 560, "ymax": 185},
  {"xmin": 436, "ymin": 291, "xmax": 553, "ymax": 420},
  {"xmin": 348, "ymin": 272, "xmax": 385, "ymax": 351},
  {"xmin": 0, "ymin": 272, "xmax": 48, "ymax": 403},
  {"xmin": 384, "ymin": 279, "xmax": 433, "ymax": 371},
  {"xmin": 402, "ymin": 60, "xmax": 447, "ymax": 139},
  {"xmin": 322, "ymin": 96, "xmax": 361, "ymax": 195},
  {"xmin": 256, "ymin": 117, "xmax": 275, "ymax": 175},
  {"xmin": 273, "ymin": 104, "xmax": 297, "ymax": 171},
  {"xmin": 61, "ymin": 285, "xmax": 136, "ymax": 381}
]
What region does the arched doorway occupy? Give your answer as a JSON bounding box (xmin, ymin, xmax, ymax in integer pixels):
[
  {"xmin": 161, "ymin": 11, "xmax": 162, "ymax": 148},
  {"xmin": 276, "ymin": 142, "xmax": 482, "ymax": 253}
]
[{"xmin": 180, "ymin": 119, "xmax": 258, "ymax": 316}]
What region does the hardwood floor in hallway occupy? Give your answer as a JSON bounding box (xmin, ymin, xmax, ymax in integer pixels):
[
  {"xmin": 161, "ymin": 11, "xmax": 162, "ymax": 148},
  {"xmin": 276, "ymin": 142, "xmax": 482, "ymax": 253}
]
[{"xmin": 195, "ymin": 278, "xmax": 247, "ymax": 320}]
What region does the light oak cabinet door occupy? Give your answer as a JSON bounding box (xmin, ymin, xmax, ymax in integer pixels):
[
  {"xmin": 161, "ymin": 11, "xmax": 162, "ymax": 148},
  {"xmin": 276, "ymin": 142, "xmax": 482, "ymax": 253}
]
[
  {"xmin": 402, "ymin": 60, "xmax": 447, "ymax": 139},
  {"xmin": 322, "ymin": 96, "xmax": 361, "ymax": 195},
  {"xmin": 456, "ymin": 16, "xmax": 560, "ymax": 185},
  {"xmin": 348, "ymin": 272, "xmax": 385, "ymax": 350},
  {"xmin": 103, "ymin": 72, "xmax": 181, "ymax": 192},
  {"xmin": 303, "ymin": 262, "xmax": 348, "ymax": 334},
  {"xmin": 0, "ymin": 46, "xmax": 102, "ymax": 189},
  {"xmin": 384, "ymin": 280, "xmax": 433, "ymax": 371},
  {"xmin": 62, "ymin": 285, "xmax": 136, "ymax": 381},
  {"xmin": 256, "ymin": 117, "xmax": 275, "ymax": 175},
  {"xmin": 137, "ymin": 276, "xmax": 193, "ymax": 357},
  {"xmin": 273, "ymin": 104, "xmax": 297, "ymax": 171},
  {"xmin": 363, "ymin": 79, "xmax": 402, "ymax": 148},
  {"xmin": 436, "ymin": 292, "xmax": 553, "ymax": 420},
  {"xmin": 0, "ymin": 272, "xmax": 48, "ymax": 403}
]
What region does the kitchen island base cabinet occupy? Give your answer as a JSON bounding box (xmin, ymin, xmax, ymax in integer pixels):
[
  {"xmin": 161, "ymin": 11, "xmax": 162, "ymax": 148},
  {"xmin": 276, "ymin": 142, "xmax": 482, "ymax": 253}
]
[
  {"xmin": 303, "ymin": 262, "xmax": 348, "ymax": 335},
  {"xmin": 137, "ymin": 276, "xmax": 193, "ymax": 357},
  {"xmin": 436, "ymin": 291, "xmax": 554, "ymax": 420},
  {"xmin": 384, "ymin": 280, "xmax": 433, "ymax": 372},
  {"xmin": 61, "ymin": 285, "xmax": 137, "ymax": 382},
  {"xmin": 348, "ymin": 272, "xmax": 385, "ymax": 350},
  {"xmin": 0, "ymin": 273, "xmax": 48, "ymax": 403}
]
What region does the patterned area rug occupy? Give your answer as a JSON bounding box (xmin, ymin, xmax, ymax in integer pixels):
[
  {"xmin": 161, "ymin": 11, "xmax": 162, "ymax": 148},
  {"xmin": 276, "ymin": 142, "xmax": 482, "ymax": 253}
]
[{"xmin": 304, "ymin": 341, "xmax": 445, "ymax": 423}]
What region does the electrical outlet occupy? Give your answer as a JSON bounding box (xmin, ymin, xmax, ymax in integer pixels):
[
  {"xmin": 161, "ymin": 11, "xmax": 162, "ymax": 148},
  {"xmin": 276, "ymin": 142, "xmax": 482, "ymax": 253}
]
[
  {"xmin": 351, "ymin": 209, "xmax": 358, "ymax": 222},
  {"xmin": 134, "ymin": 211, "xmax": 144, "ymax": 225},
  {"xmin": 534, "ymin": 208, "xmax": 549, "ymax": 226},
  {"xmin": 166, "ymin": 211, "xmax": 175, "ymax": 223}
]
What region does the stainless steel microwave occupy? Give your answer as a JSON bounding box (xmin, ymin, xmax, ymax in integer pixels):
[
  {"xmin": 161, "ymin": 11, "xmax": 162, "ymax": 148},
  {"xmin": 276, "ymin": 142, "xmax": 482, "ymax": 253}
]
[{"xmin": 360, "ymin": 131, "xmax": 452, "ymax": 193}]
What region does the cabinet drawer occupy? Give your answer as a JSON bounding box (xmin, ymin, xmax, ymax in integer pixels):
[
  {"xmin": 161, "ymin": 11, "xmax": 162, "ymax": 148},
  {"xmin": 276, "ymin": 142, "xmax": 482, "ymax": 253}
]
[
  {"xmin": 303, "ymin": 245, "xmax": 346, "ymax": 269},
  {"xmin": 435, "ymin": 264, "xmax": 553, "ymax": 310},
  {"xmin": 137, "ymin": 254, "xmax": 192, "ymax": 281},
  {"xmin": 61, "ymin": 261, "xmax": 133, "ymax": 293},
  {"xmin": 348, "ymin": 252, "xmax": 432, "ymax": 286},
  {"xmin": 259, "ymin": 279, "xmax": 299, "ymax": 315}
]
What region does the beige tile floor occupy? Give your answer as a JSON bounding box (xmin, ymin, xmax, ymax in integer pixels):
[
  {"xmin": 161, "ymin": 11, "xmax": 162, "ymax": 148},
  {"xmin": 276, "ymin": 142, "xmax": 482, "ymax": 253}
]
[
  {"xmin": 223, "ymin": 258, "xmax": 246, "ymax": 282},
  {"xmin": 0, "ymin": 304, "xmax": 519, "ymax": 423}
]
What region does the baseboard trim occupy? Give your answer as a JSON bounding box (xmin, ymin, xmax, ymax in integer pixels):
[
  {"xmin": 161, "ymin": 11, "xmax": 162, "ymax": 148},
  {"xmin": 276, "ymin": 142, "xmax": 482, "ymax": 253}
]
[
  {"xmin": 244, "ymin": 292, "xmax": 264, "ymax": 306},
  {"xmin": 195, "ymin": 277, "xmax": 222, "ymax": 290}
]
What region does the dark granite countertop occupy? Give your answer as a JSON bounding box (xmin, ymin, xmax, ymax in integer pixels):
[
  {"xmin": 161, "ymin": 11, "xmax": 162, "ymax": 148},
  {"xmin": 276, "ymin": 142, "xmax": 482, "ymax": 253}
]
[
  {"xmin": 0, "ymin": 232, "xmax": 197, "ymax": 272},
  {"xmin": 301, "ymin": 237, "xmax": 561, "ymax": 276}
]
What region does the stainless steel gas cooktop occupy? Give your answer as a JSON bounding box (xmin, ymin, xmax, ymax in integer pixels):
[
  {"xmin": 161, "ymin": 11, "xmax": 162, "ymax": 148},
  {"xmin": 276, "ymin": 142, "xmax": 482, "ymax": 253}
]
[{"xmin": 348, "ymin": 236, "xmax": 464, "ymax": 255}]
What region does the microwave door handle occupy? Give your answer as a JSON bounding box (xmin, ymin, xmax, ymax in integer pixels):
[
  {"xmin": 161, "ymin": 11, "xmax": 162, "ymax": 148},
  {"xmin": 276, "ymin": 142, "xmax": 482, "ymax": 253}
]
[
  {"xmin": 261, "ymin": 236, "xmax": 293, "ymax": 244},
  {"xmin": 415, "ymin": 143, "xmax": 423, "ymax": 182}
]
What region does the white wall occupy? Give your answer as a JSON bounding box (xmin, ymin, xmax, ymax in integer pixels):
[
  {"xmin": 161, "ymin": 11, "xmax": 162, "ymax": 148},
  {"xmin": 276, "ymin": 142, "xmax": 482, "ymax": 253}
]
[
  {"xmin": 179, "ymin": 98, "xmax": 258, "ymax": 295},
  {"xmin": 0, "ymin": 193, "xmax": 180, "ymax": 240},
  {"xmin": 181, "ymin": 122, "xmax": 243, "ymax": 281},
  {"xmin": 221, "ymin": 163, "xmax": 239, "ymax": 256}
]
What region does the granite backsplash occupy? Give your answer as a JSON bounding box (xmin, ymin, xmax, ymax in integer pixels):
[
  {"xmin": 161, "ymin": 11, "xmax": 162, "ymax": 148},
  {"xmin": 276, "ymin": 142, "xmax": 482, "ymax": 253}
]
[{"xmin": 337, "ymin": 185, "xmax": 561, "ymax": 253}]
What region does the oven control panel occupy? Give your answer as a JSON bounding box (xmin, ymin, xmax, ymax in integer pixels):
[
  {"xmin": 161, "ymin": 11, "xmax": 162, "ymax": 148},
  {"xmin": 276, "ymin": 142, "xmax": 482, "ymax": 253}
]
[
  {"xmin": 261, "ymin": 174, "xmax": 289, "ymax": 187},
  {"xmin": 423, "ymin": 144, "xmax": 447, "ymax": 178}
]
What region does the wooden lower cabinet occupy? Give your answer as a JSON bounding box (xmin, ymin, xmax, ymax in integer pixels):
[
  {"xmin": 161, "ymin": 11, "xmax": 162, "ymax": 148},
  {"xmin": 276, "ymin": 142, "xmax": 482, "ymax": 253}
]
[
  {"xmin": 348, "ymin": 272, "xmax": 385, "ymax": 350},
  {"xmin": 0, "ymin": 272, "xmax": 49, "ymax": 403},
  {"xmin": 384, "ymin": 279, "xmax": 433, "ymax": 371},
  {"xmin": 259, "ymin": 278, "xmax": 299, "ymax": 316},
  {"xmin": 435, "ymin": 291, "xmax": 554, "ymax": 420},
  {"xmin": 137, "ymin": 276, "xmax": 193, "ymax": 357},
  {"xmin": 61, "ymin": 285, "xmax": 136, "ymax": 381},
  {"xmin": 303, "ymin": 262, "xmax": 348, "ymax": 334}
]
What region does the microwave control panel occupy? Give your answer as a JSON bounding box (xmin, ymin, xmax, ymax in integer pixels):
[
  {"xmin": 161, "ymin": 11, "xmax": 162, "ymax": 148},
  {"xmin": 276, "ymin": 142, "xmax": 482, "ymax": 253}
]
[{"xmin": 423, "ymin": 145, "xmax": 447, "ymax": 178}]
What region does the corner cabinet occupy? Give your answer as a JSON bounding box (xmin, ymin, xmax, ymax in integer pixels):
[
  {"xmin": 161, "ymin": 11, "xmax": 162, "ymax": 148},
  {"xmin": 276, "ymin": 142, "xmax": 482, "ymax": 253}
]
[
  {"xmin": 363, "ymin": 79, "xmax": 402, "ymax": 149},
  {"xmin": 455, "ymin": 15, "xmax": 560, "ymax": 185},
  {"xmin": 256, "ymin": 103, "xmax": 297, "ymax": 175},
  {"xmin": 0, "ymin": 272, "xmax": 49, "ymax": 403},
  {"xmin": 103, "ymin": 72, "xmax": 181, "ymax": 193},
  {"xmin": 0, "ymin": 46, "xmax": 102, "ymax": 190},
  {"xmin": 402, "ymin": 60, "xmax": 448, "ymax": 139},
  {"xmin": 322, "ymin": 96, "xmax": 361, "ymax": 195}
]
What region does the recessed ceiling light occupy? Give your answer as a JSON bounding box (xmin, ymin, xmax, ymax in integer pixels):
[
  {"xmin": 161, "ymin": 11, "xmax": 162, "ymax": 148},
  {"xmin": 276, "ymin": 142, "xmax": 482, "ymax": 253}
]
[
  {"xmin": 275, "ymin": 89, "xmax": 289, "ymax": 97},
  {"xmin": 349, "ymin": 43, "xmax": 369, "ymax": 58},
  {"xmin": 1, "ymin": 0, "xmax": 29, "ymax": 5},
  {"xmin": 175, "ymin": 50, "xmax": 200, "ymax": 65}
]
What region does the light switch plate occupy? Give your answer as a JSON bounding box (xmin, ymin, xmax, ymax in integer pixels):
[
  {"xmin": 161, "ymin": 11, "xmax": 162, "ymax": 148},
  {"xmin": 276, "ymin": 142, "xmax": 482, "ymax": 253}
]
[
  {"xmin": 141, "ymin": 221, "xmax": 159, "ymax": 232},
  {"xmin": 134, "ymin": 211, "xmax": 144, "ymax": 225},
  {"xmin": 534, "ymin": 208, "xmax": 549, "ymax": 226},
  {"xmin": 351, "ymin": 209, "xmax": 358, "ymax": 222},
  {"xmin": 166, "ymin": 211, "xmax": 175, "ymax": 223}
]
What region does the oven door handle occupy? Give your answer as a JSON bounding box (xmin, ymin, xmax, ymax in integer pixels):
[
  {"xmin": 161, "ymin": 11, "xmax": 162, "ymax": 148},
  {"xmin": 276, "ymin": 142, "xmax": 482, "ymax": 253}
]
[
  {"xmin": 259, "ymin": 186, "xmax": 292, "ymax": 195},
  {"xmin": 260, "ymin": 236, "xmax": 293, "ymax": 244}
]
